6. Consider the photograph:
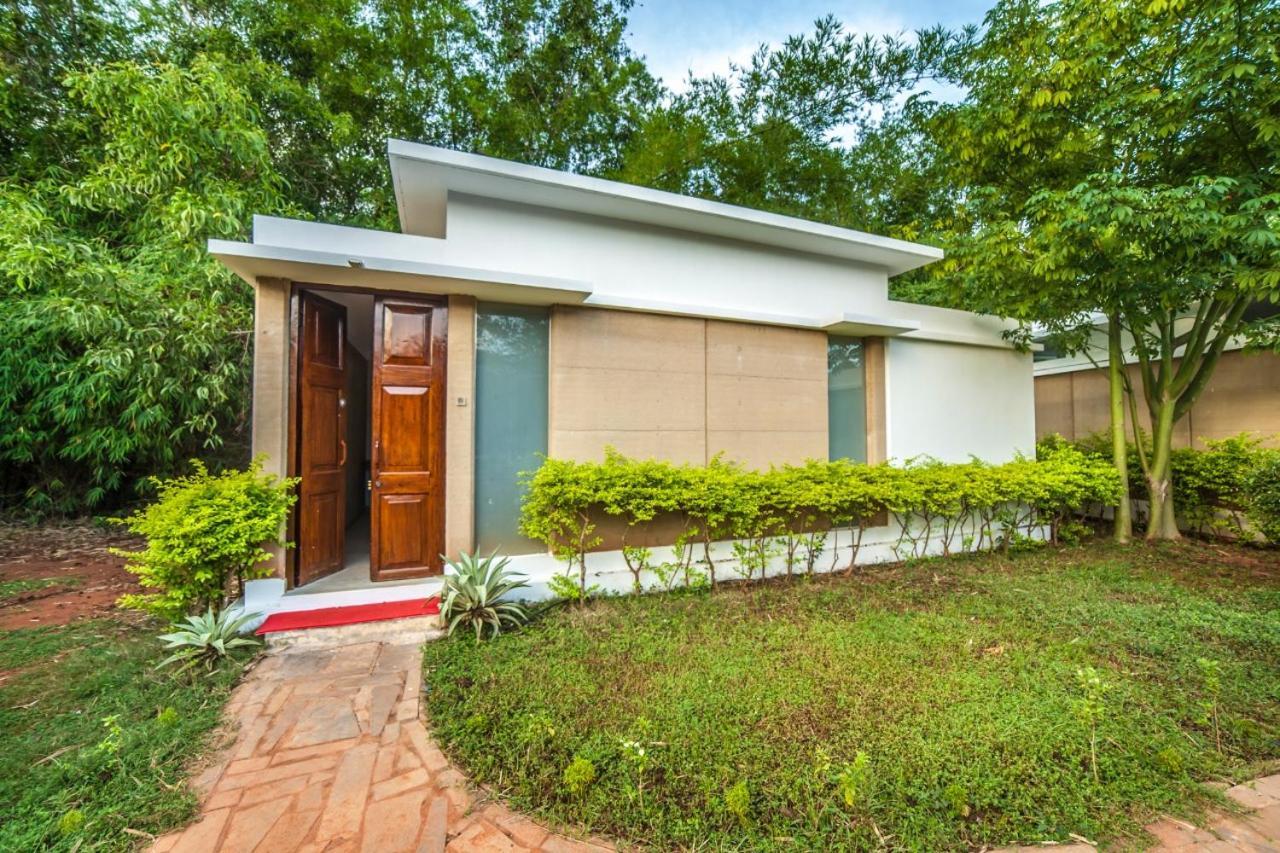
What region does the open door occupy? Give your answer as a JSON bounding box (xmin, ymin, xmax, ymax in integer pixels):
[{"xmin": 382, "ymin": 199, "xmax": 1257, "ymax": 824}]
[
  {"xmin": 370, "ymin": 296, "xmax": 447, "ymax": 580},
  {"xmin": 297, "ymin": 292, "xmax": 348, "ymax": 586}
]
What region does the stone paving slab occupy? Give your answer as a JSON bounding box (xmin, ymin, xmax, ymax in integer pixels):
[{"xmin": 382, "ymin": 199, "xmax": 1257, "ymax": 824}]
[
  {"xmin": 149, "ymin": 634, "xmax": 613, "ymax": 853},
  {"xmin": 149, "ymin": 624, "xmax": 1280, "ymax": 853}
]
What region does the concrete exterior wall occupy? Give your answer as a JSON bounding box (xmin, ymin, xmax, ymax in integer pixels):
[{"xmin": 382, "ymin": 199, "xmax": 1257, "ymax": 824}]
[
  {"xmin": 886, "ymin": 338, "xmax": 1037, "ymax": 463},
  {"xmin": 1034, "ymin": 349, "xmax": 1280, "ymax": 448},
  {"xmin": 250, "ymin": 278, "xmax": 293, "ymax": 578},
  {"xmin": 443, "ymin": 195, "xmax": 891, "ymax": 320},
  {"xmin": 547, "ymin": 306, "xmax": 831, "ymax": 468},
  {"xmin": 444, "ymin": 295, "xmax": 476, "ymax": 557}
]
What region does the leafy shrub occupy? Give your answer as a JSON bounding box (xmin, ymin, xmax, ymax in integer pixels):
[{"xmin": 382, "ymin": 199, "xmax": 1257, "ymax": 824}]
[
  {"xmin": 1042, "ymin": 431, "xmax": 1280, "ymax": 543},
  {"xmin": 114, "ymin": 460, "xmax": 297, "ymax": 619},
  {"xmin": 157, "ymin": 607, "xmax": 261, "ymax": 672},
  {"xmin": 441, "ymin": 552, "xmax": 530, "ymax": 639},
  {"xmin": 1245, "ymin": 453, "xmax": 1280, "ymax": 544},
  {"xmin": 521, "ymin": 448, "xmax": 1121, "ymax": 589},
  {"xmin": 563, "ymin": 756, "xmax": 597, "ymax": 797}
]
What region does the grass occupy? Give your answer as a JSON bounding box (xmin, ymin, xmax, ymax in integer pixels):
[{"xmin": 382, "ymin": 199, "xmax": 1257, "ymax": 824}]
[
  {"xmin": 422, "ymin": 540, "xmax": 1280, "ymax": 851},
  {"xmin": 0, "ymin": 576, "xmax": 79, "ymax": 601},
  {"xmin": 0, "ymin": 617, "xmax": 250, "ymax": 851}
]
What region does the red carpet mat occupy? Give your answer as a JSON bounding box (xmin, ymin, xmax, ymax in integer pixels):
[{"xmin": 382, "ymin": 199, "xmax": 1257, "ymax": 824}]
[{"xmin": 256, "ymin": 596, "xmax": 440, "ymax": 635}]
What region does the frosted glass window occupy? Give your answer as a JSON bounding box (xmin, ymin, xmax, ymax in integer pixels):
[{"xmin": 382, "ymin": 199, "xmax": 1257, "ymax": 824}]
[
  {"xmin": 828, "ymin": 336, "xmax": 867, "ymax": 462},
  {"xmin": 474, "ymin": 304, "xmax": 549, "ymax": 554}
]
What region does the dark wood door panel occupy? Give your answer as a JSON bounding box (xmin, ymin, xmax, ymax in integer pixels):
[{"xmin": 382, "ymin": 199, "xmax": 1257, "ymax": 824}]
[
  {"xmin": 377, "ymin": 387, "xmax": 433, "ymax": 471},
  {"xmin": 370, "ymin": 297, "xmax": 446, "ymax": 581},
  {"xmin": 297, "ymin": 292, "xmax": 348, "ymax": 586}
]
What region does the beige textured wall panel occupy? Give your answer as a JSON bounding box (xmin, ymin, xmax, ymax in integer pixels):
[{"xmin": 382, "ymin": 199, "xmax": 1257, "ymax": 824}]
[
  {"xmin": 706, "ymin": 374, "xmax": 827, "ymax": 433},
  {"xmin": 707, "ymin": 430, "xmax": 827, "ymax": 469},
  {"xmin": 551, "ymin": 367, "xmax": 706, "ymax": 431},
  {"xmin": 1187, "ymin": 351, "xmax": 1280, "ymax": 447},
  {"xmin": 549, "ymin": 306, "xmax": 707, "ymax": 463},
  {"xmin": 551, "ymin": 429, "xmax": 707, "ymax": 465},
  {"xmin": 444, "ymin": 295, "xmax": 477, "ymax": 558},
  {"xmin": 706, "ymin": 320, "xmax": 827, "ymax": 379},
  {"xmin": 864, "ymin": 338, "xmax": 887, "ymax": 464},
  {"xmin": 1034, "ymin": 352, "xmax": 1280, "ymax": 449},
  {"xmin": 1034, "ymin": 373, "xmax": 1076, "ymax": 441},
  {"xmin": 704, "ymin": 320, "xmax": 828, "ymax": 468},
  {"xmin": 251, "ymin": 277, "xmax": 292, "ymax": 578},
  {"xmin": 552, "ymin": 306, "xmax": 706, "ymax": 373}
]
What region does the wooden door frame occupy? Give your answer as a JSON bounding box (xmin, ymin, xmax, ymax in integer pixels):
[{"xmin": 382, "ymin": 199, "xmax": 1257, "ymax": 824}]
[{"xmin": 285, "ymin": 282, "xmax": 449, "ymax": 589}]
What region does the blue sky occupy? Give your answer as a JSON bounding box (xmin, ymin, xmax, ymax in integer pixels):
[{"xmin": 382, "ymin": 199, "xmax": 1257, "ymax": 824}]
[{"xmin": 625, "ymin": 0, "xmax": 994, "ymax": 91}]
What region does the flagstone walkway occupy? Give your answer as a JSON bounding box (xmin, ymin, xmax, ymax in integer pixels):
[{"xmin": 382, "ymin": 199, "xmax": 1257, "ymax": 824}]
[
  {"xmin": 150, "ymin": 633, "xmax": 612, "ymax": 853},
  {"xmin": 149, "ymin": 624, "xmax": 1280, "ymax": 852}
]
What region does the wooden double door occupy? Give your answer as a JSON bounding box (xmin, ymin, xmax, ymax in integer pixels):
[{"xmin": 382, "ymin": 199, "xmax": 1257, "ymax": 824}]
[{"xmin": 296, "ymin": 290, "xmax": 447, "ymax": 586}]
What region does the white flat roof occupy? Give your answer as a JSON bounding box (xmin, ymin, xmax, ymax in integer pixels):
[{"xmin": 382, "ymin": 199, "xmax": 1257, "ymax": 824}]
[{"xmin": 388, "ymin": 140, "xmax": 944, "ymax": 276}]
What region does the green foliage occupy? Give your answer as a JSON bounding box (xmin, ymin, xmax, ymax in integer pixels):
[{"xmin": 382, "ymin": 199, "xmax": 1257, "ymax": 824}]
[
  {"xmin": 113, "ymin": 460, "xmax": 297, "ymax": 620},
  {"xmin": 1042, "ymin": 432, "xmax": 1280, "ymax": 544},
  {"xmin": 441, "ymin": 552, "xmax": 531, "ymax": 640},
  {"xmin": 156, "ymin": 607, "xmax": 261, "ymax": 673},
  {"xmin": 563, "ymin": 756, "xmax": 597, "ymax": 797},
  {"xmin": 1074, "ymin": 666, "xmax": 1110, "ymax": 781},
  {"xmin": 933, "ymin": 0, "xmax": 1280, "ymax": 538},
  {"xmin": 1, "ymin": 0, "xmax": 658, "ymax": 514},
  {"xmin": 1246, "ymin": 454, "xmax": 1280, "ymax": 545},
  {"xmin": 833, "ymin": 751, "xmax": 873, "ymax": 811},
  {"xmin": 0, "ymin": 56, "xmax": 288, "ymax": 514},
  {"xmin": 521, "ymin": 448, "xmax": 1121, "ymax": 588},
  {"xmin": 723, "ymin": 779, "xmax": 751, "ymax": 825},
  {"xmin": 423, "ymin": 541, "xmax": 1280, "ymax": 849},
  {"xmin": 0, "ymin": 619, "xmax": 246, "ymax": 850}
]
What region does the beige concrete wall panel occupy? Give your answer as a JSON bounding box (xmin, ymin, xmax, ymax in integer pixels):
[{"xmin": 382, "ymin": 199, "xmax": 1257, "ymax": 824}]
[
  {"xmin": 864, "ymin": 338, "xmax": 887, "ymax": 464},
  {"xmin": 549, "ymin": 306, "xmax": 707, "ymax": 463},
  {"xmin": 1035, "ymin": 351, "xmax": 1280, "ymax": 450},
  {"xmin": 1033, "ymin": 373, "xmax": 1076, "ymax": 441},
  {"xmin": 550, "ymin": 429, "xmax": 707, "ymax": 465},
  {"xmin": 551, "ymin": 306, "xmax": 706, "ymax": 374},
  {"xmin": 707, "ymin": 430, "xmax": 827, "ymax": 470},
  {"xmin": 552, "ymin": 367, "xmax": 706, "ymax": 432},
  {"xmin": 706, "ymin": 374, "xmax": 827, "ymax": 433},
  {"xmin": 444, "ymin": 295, "xmax": 477, "ymax": 558},
  {"xmin": 705, "ymin": 320, "xmax": 827, "ymax": 380},
  {"xmin": 1188, "ymin": 350, "xmax": 1280, "ymax": 447},
  {"xmin": 251, "ymin": 277, "xmax": 292, "ymax": 578}
]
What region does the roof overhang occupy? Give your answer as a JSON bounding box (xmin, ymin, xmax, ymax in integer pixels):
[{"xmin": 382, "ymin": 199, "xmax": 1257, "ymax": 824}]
[
  {"xmin": 209, "ymin": 237, "xmax": 592, "ymax": 306},
  {"xmin": 388, "ymin": 140, "xmax": 944, "ymax": 277},
  {"xmin": 580, "ymin": 294, "xmax": 921, "ymax": 337}
]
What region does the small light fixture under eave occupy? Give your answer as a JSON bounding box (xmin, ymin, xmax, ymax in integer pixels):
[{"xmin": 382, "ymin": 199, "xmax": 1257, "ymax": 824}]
[{"xmin": 347, "ymin": 258, "xmax": 365, "ymax": 268}]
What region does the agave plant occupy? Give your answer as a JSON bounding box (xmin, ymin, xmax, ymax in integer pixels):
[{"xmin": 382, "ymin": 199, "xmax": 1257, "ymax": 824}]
[
  {"xmin": 157, "ymin": 607, "xmax": 261, "ymax": 672},
  {"xmin": 441, "ymin": 552, "xmax": 530, "ymax": 640}
]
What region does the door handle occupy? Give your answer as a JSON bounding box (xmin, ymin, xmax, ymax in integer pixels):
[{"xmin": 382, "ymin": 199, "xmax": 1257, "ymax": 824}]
[{"xmin": 338, "ymin": 439, "xmax": 347, "ymax": 467}]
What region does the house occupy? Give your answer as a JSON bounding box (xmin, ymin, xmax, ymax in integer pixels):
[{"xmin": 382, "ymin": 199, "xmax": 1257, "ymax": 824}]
[
  {"xmin": 1033, "ymin": 318, "xmax": 1280, "ymax": 448},
  {"xmin": 210, "ymin": 141, "xmax": 1036, "ymax": 614}
]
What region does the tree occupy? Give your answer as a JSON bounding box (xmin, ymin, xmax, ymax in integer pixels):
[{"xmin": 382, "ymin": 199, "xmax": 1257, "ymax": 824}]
[
  {"xmin": 0, "ymin": 56, "xmax": 286, "ymax": 512},
  {"xmin": 934, "ymin": 0, "xmax": 1280, "ymax": 539},
  {"xmin": 146, "ymin": 0, "xmax": 659, "ymax": 227},
  {"xmin": 614, "ymin": 16, "xmax": 953, "ymax": 233}
]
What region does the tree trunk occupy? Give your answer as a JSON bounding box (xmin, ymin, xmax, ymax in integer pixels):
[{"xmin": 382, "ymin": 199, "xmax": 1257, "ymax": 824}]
[
  {"xmin": 1145, "ymin": 401, "xmax": 1182, "ymax": 541},
  {"xmin": 1107, "ymin": 322, "xmax": 1132, "ymax": 544}
]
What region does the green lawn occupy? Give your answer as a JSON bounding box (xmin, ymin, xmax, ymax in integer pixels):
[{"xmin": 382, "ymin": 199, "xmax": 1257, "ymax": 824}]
[
  {"xmin": 423, "ymin": 541, "xmax": 1280, "ymax": 851},
  {"xmin": 0, "ymin": 618, "xmax": 247, "ymax": 851}
]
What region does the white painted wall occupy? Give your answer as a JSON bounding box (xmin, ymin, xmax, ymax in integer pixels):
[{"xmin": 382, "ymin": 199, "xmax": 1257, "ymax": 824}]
[
  {"xmin": 886, "ymin": 338, "xmax": 1036, "ymax": 463},
  {"xmin": 441, "ymin": 195, "xmax": 894, "ymax": 320}
]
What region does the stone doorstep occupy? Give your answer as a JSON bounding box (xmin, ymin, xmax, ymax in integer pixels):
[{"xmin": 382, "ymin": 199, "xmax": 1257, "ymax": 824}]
[{"xmin": 265, "ymin": 615, "xmax": 445, "ymax": 652}]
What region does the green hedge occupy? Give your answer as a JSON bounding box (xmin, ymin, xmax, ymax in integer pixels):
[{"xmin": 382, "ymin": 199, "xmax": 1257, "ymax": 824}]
[
  {"xmin": 1042, "ymin": 432, "xmax": 1280, "ymax": 542},
  {"xmin": 520, "ymin": 447, "xmax": 1121, "ymax": 596}
]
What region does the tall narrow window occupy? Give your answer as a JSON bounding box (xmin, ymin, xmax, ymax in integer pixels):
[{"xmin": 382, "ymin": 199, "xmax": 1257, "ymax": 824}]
[
  {"xmin": 828, "ymin": 336, "xmax": 867, "ymax": 462},
  {"xmin": 474, "ymin": 304, "xmax": 549, "ymax": 553}
]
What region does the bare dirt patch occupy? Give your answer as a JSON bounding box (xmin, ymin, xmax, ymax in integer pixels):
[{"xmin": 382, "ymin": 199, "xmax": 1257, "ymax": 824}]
[{"xmin": 0, "ymin": 521, "xmax": 141, "ymax": 630}]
